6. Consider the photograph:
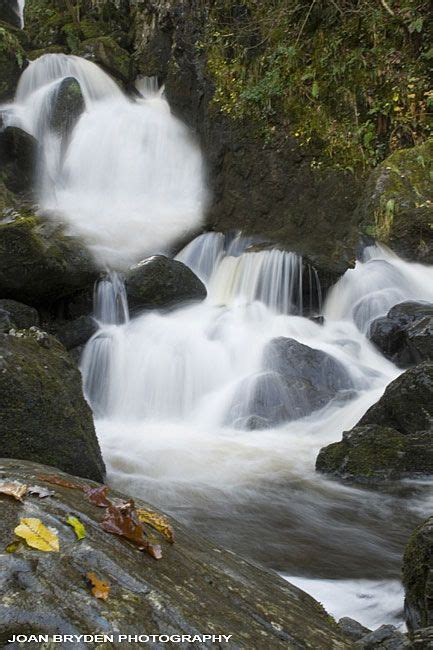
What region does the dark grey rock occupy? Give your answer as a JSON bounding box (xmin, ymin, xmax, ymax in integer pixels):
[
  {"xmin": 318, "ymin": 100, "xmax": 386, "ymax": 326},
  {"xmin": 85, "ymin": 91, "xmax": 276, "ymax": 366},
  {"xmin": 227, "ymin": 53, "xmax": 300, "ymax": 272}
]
[
  {"xmin": 353, "ymin": 624, "xmax": 410, "ymax": 648},
  {"xmin": 403, "ymin": 516, "xmax": 433, "ymax": 633},
  {"xmin": 50, "ymin": 315, "xmax": 97, "ymax": 350},
  {"xmin": 338, "ymin": 616, "xmax": 371, "ymax": 641},
  {"xmin": 0, "ymin": 299, "xmax": 39, "ymax": 329},
  {"xmin": 0, "ymin": 459, "xmax": 350, "ymax": 649},
  {"xmin": 0, "ymin": 126, "xmax": 37, "ymax": 195},
  {"xmin": 0, "ymin": 330, "xmax": 104, "ymax": 482},
  {"xmin": 125, "ymin": 255, "xmax": 207, "ymax": 311},
  {"xmin": 0, "ymin": 0, "xmax": 21, "ymax": 28}
]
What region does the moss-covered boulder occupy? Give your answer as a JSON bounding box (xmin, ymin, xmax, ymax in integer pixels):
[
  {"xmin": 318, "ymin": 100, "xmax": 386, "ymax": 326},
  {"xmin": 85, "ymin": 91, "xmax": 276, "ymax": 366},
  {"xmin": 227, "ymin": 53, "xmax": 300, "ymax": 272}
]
[
  {"xmin": 360, "ymin": 140, "xmax": 433, "ymax": 264},
  {"xmin": 74, "ymin": 36, "xmax": 131, "ymax": 83},
  {"xmin": 125, "ymin": 255, "xmax": 207, "ymax": 311},
  {"xmin": 0, "ymin": 126, "xmax": 37, "ymax": 195},
  {"xmin": 316, "ymin": 363, "xmax": 433, "ymax": 482},
  {"xmin": 49, "ymin": 76, "xmax": 85, "ymax": 138},
  {"xmin": 0, "ymin": 0, "xmax": 22, "ymax": 28},
  {"xmin": 0, "ymin": 458, "xmax": 349, "ymax": 648},
  {"xmin": 0, "ymin": 25, "xmax": 26, "ymax": 101},
  {"xmin": 0, "ymin": 299, "xmax": 39, "ymax": 330},
  {"xmin": 0, "ymin": 331, "xmax": 104, "ymax": 481},
  {"xmin": 0, "ymin": 213, "xmax": 99, "ymax": 306},
  {"xmin": 403, "ymin": 517, "xmax": 433, "ymax": 633}
]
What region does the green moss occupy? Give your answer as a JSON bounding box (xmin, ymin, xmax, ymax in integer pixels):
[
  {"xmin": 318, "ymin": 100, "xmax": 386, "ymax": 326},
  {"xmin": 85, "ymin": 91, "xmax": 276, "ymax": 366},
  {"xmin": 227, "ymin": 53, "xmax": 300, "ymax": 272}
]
[
  {"xmin": 402, "ymin": 518, "xmax": 433, "ymax": 630},
  {"xmin": 0, "ymin": 26, "xmax": 26, "ymax": 100},
  {"xmin": 204, "ymin": 0, "xmax": 432, "ymax": 170},
  {"xmin": 74, "ymin": 35, "xmax": 131, "ymax": 82}
]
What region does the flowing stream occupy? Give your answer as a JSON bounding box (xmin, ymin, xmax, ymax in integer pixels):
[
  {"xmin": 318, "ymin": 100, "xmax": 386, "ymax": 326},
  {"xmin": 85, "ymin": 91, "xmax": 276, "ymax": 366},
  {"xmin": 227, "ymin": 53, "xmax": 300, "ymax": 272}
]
[{"xmin": 5, "ymin": 53, "xmax": 433, "ymax": 630}]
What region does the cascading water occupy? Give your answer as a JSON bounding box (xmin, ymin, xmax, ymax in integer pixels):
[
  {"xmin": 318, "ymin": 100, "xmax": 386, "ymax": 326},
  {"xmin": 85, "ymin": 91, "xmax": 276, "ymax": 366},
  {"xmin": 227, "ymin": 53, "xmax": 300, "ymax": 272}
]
[
  {"xmin": 6, "ymin": 50, "xmax": 433, "ymax": 630},
  {"xmin": 82, "ymin": 233, "xmax": 433, "ymax": 629},
  {"xmin": 4, "ymin": 53, "xmax": 206, "ymax": 267}
]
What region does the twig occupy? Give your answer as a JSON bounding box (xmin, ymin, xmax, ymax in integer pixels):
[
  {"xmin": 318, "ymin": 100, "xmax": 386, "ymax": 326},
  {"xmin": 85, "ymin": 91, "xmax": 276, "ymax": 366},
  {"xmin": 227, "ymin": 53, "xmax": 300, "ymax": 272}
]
[
  {"xmin": 295, "ymin": 0, "xmax": 318, "ymax": 46},
  {"xmin": 380, "ymin": 0, "xmax": 395, "ymax": 17}
]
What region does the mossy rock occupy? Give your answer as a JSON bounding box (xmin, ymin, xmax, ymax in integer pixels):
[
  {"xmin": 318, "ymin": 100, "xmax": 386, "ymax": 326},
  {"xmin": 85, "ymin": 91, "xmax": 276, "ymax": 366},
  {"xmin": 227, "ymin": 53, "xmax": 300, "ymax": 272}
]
[
  {"xmin": 0, "ymin": 0, "xmax": 22, "ymax": 28},
  {"xmin": 74, "ymin": 35, "xmax": 132, "ymax": 83},
  {"xmin": 0, "ymin": 213, "xmax": 99, "ymax": 306},
  {"xmin": 0, "ymin": 298, "xmax": 39, "ymax": 330},
  {"xmin": 0, "ymin": 125, "xmax": 37, "ymax": 195},
  {"xmin": 0, "ymin": 332, "xmax": 104, "ymax": 481},
  {"xmin": 0, "ymin": 458, "xmax": 350, "ymax": 649},
  {"xmin": 317, "ymin": 363, "xmax": 433, "ymax": 482},
  {"xmin": 0, "ymin": 25, "xmax": 26, "ymax": 101},
  {"xmin": 403, "ymin": 517, "xmax": 433, "ymax": 633},
  {"xmin": 359, "ymin": 139, "xmax": 433, "ymax": 263}
]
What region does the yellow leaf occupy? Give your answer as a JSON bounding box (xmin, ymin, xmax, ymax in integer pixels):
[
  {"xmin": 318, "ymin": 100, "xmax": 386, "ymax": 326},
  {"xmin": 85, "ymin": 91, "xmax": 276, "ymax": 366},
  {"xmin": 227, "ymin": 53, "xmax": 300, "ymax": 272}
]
[
  {"xmin": 66, "ymin": 515, "xmax": 86, "ymax": 541},
  {"xmin": 14, "ymin": 518, "xmax": 59, "ymax": 552},
  {"xmin": 0, "ymin": 482, "xmax": 27, "ymax": 501},
  {"xmin": 136, "ymin": 508, "xmax": 175, "ymax": 544},
  {"xmin": 5, "ymin": 540, "xmax": 22, "ymax": 553},
  {"xmin": 86, "ymin": 572, "xmax": 110, "ymax": 600}
]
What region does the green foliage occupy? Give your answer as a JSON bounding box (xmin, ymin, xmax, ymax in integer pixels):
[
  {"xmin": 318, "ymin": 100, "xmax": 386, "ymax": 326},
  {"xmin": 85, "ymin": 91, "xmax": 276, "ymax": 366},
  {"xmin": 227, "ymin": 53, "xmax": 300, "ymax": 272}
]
[{"xmin": 205, "ymin": 0, "xmax": 433, "ymax": 169}]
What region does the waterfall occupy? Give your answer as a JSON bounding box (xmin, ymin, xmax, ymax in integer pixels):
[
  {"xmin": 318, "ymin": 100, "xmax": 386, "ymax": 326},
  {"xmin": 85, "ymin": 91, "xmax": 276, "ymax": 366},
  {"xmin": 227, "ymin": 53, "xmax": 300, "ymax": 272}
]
[
  {"xmin": 17, "ymin": 0, "xmax": 25, "ymax": 27},
  {"xmin": 5, "ymin": 54, "xmax": 206, "ymax": 268}
]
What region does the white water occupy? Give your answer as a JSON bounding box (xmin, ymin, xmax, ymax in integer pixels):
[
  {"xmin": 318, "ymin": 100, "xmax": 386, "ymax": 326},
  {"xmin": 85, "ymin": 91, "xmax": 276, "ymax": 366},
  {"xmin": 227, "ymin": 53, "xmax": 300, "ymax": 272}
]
[
  {"xmin": 4, "ymin": 54, "xmax": 206, "ymax": 267},
  {"xmin": 17, "ymin": 0, "xmax": 25, "ymax": 27},
  {"xmin": 81, "ymin": 235, "xmax": 433, "ymax": 630}
]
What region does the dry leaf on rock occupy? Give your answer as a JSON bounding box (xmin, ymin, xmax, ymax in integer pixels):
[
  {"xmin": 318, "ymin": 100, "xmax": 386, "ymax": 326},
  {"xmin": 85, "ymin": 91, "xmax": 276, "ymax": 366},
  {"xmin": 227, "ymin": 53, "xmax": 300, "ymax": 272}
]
[
  {"xmin": 37, "ymin": 474, "xmax": 82, "ymax": 490},
  {"xmin": 101, "ymin": 504, "xmax": 162, "ymax": 560},
  {"xmin": 14, "ymin": 518, "xmax": 59, "ymax": 552},
  {"xmin": 0, "ymin": 482, "xmax": 27, "ymax": 501},
  {"xmin": 66, "ymin": 515, "xmax": 86, "ymax": 540},
  {"xmin": 5, "ymin": 540, "xmax": 23, "ymax": 553},
  {"xmin": 28, "ymin": 485, "xmax": 55, "ymax": 498},
  {"xmin": 136, "ymin": 508, "xmax": 175, "ymax": 544},
  {"xmin": 83, "ymin": 485, "xmax": 112, "ymax": 508},
  {"xmin": 86, "ymin": 572, "xmax": 110, "ymax": 600}
]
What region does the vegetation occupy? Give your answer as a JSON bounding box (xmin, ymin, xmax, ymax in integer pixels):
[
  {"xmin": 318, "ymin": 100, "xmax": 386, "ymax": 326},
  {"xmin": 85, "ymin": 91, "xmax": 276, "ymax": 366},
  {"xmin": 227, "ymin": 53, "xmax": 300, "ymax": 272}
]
[{"xmin": 205, "ymin": 0, "xmax": 433, "ymax": 170}]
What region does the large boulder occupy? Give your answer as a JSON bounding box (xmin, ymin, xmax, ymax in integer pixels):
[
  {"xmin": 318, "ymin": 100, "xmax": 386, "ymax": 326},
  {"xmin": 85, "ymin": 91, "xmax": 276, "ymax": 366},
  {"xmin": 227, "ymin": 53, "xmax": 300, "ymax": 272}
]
[
  {"xmin": 0, "ymin": 0, "xmax": 21, "ymax": 28},
  {"xmin": 125, "ymin": 255, "xmax": 207, "ymax": 311},
  {"xmin": 227, "ymin": 338, "xmax": 353, "ymax": 429},
  {"xmin": 74, "ymin": 36, "xmax": 132, "ymax": 83},
  {"xmin": 0, "ymin": 459, "xmax": 350, "ymax": 649},
  {"xmin": 0, "ymin": 126, "xmax": 37, "ymax": 196},
  {"xmin": 49, "ymin": 315, "xmax": 98, "ymax": 350},
  {"xmin": 0, "ymin": 330, "xmax": 104, "ymax": 482},
  {"xmin": 0, "ymin": 214, "xmax": 99, "ymax": 306},
  {"xmin": 403, "ymin": 517, "xmax": 433, "ymax": 633},
  {"xmin": 370, "ymin": 301, "xmax": 433, "ymax": 367},
  {"xmin": 0, "ymin": 26, "xmax": 26, "ymax": 101},
  {"xmin": 48, "ymin": 76, "xmax": 85, "ymax": 149},
  {"xmin": 359, "ymin": 139, "xmax": 433, "ymax": 264},
  {"xmin": 316, "ymin": 363, "xmax": 433, "ymax": 481},
  {"xmin": 0, "ymin": 299, "xmax": 39, "ymax": 331}
]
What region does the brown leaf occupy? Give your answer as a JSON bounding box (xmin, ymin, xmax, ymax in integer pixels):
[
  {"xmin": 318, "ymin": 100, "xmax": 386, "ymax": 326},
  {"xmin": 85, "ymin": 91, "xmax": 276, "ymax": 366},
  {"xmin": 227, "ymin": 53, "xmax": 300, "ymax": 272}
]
[
  {"xmin": 101, "ymin": 503, "xmax": 162, "ymax": 559},
  {"xmin": 0, "ymin": 482, "xmax": 27, "ymax": 501},
  {"xmin": 37, "ymin": 474, "xmax": 82, "ymax": 490},
  {"xmin": 83, "ymin": 485, "xmax": 112, "ymax": 508},
  {"xmin": 86, "ymin": 572, "xmax": 110, "ymax": 600},
  {"xmin": 28, "ymin": 485, "xmax": 55, "ymax": 498},
  {"xmin": 136, "ymin": 508, "xmax": 175, "ymax": 544}
]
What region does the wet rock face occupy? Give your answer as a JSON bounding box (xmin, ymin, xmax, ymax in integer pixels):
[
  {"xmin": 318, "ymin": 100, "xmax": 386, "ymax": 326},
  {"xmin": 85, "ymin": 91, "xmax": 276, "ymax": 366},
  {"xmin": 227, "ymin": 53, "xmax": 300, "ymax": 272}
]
[
  {"xmin": 317, "ymin": 363, "xmax": 433, "ymax": 481},
  {"xmin": 0, "ymin": 25, "xmax": 26, "ymax": 102},
  {"xmin": 0, "ymin": 459, "xmax": 350, "ymax": 649},
  {"xmin": 0, "ymin": 299, "xmax": 39, "ymax": 330},
  {"xmin": 369, "ymin": 301, "xmax": 433, "ymax": 367},
  {"xmin": 0, "ymin": 126, "xmax": 37, "ymax": 196},
  {"xmin": 403, "ymin": 517, "xmax": 433, "ymax": 633},
  {"xmin": 0, "ymin": 214, "xmax": 99, "ymax": 306},
  {"xmin": 0, "ymin": 0, "xmax": 21, "ymax": 28},
  {"xmin": 227, "ymin": 338, "xmax": 353, "ymax": 429},
  {"xmin": 0, "ymin": 331, "xmax": 105, "ymax": 482},
  {"xmin": 125, "ymin": 255, "xmax": 207, "ymax": 311}
]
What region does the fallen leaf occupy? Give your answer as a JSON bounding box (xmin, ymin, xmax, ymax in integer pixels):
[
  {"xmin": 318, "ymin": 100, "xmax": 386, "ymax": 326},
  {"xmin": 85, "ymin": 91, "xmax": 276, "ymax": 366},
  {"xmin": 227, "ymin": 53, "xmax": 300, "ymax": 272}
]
[
  {"xmin": 66, "ymin": 515, "xmax": 86, "ymax": 540},
  {"xmin": 5, "ymin": 540, "xmax": 22, "ymax": 553},
  {"xmin": 86, "ymin": 572, "xmax": 110, "ymax": 600},
  {"xmin": 136, "ymin": 508, "xmax": 175, "ymax": 544},
  {"xmin": 14, "ymin": 518, "xmax": 59, "ymax": 552},
  {"xmin": 37, "ymin": 474, "xmax": 82, "ymax": 490},
  {"xmin": 101, "ymin": 503, "xmax": 162, "ymax": 559},
  {"xmin": 83, "ymin": 485, "xmax": 112, "ymax": 508},
  {"xmin": 28, "ymin": 485, "xmax": 55, "ymax": 498},
  {"xmin": 0, "ymin": 482, "xmax": 27, "ymax": 501}
]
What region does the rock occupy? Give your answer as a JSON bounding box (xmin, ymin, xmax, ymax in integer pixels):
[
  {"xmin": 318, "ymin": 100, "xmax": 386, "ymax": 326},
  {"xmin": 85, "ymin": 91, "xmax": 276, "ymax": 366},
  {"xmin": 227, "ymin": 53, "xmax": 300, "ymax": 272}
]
[
  {"xmin": 403, "ymin": 516, "xmax": 433, "ymax": 633},
  {"xmin": 316, "ymin": 363, "xmax": 433, "ymax": 481},
  {"xmin": 0, "ymin": 330, "xmax": 104, "ymax": 482},
  {"xmin": 0, "ymin": 299, "xmax": 39, "ymax": 329},
  {"xmin": 0, "ymin": 0, "xmax": 21, "ymax": 28},
  {"xmin": 369, "ymin": 301, "xmax": 433, "ymax": 367},
  {"xmin": 0, "ymin": 126, "xmax": 37, "ymax": 195},
  {"xmin": 264, "ymin": 337, "xmax": 353, "ymax": 395},
  {"xmin": 412, "ymin": 626, "xmax": 433, "ymax": 646},
  {"xmin": 360, "ymin": 139, "xmax": 433, "ymax": 264},
  {"xmin": 125, "ymin": 255, "xmax": 207, "ymax": 311},
  {"xmin": 338, "ymin": 617, "xmax": 371, "ymax": 641},
  {"xmin": 0, "ymin": 459, "xmax": 350, "ymax": 649},
  {"xmin": 353, "ymin": 624, "xmax": 410, "ymax": 648},
  {"xmin": 49, "ymin": 315, "xmax": 97, "ymax": 350},
  {"xmin": 48, "ymin": 76, "xmax": 85, "ymax": 144},
  {"xmin": 0, "ymin": 25, "xmax": 26, "ymax": 101},
  {"xmin": 75, "ymin": 36, "xmax": 131, "ymax": 83},
  {"xmin": 227, "ymin": 339, "xmax": 353, "ymax": 429},
  {"xmin": 0, "ymin": 214, "xmax": 99, "ymax": 306}
]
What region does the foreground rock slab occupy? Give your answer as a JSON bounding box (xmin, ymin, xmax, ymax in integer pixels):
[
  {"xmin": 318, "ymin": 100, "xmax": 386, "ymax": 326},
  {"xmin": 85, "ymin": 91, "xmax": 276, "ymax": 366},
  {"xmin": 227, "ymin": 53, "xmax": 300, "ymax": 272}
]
[
  {"xmin": 0, "ymin": 459, "xmax": 349, "ymax": 649},
  {"xmin": 403, "ymin": 516, "xmax": 433, "ymax": 633}
]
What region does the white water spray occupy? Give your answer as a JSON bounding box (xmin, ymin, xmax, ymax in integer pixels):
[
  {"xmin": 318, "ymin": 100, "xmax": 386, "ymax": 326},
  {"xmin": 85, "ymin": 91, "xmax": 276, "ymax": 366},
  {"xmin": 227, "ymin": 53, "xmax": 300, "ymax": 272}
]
[{"xmin": 5, "ymin": 54, "xmax": 206, "ymax": 267}]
